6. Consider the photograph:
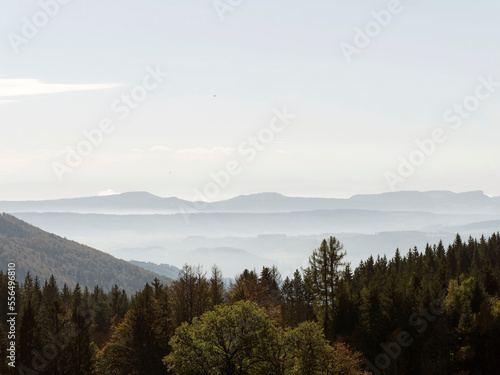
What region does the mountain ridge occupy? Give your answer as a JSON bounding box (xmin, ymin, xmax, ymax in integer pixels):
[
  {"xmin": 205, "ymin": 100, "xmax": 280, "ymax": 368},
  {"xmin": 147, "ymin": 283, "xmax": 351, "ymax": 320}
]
[
  {"xmin": 0, "ymin": 213, "xmax": 171, "ymax": 293},
  {"xmin": 1, "ymin": 190, "xmax": 499, "ymax": 215}
]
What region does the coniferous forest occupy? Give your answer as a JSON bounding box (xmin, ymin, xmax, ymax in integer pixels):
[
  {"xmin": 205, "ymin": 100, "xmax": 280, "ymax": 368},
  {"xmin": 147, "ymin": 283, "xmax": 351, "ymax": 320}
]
[{"xmin": 1, "ymin": 233, "xmax": 500, "ymax": 375}]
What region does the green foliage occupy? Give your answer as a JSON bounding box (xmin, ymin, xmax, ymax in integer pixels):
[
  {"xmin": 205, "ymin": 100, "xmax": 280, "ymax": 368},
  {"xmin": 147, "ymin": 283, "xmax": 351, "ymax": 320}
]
[
  {"xmin": 165, "ymin": 303, "xmax": 365, "ymax": 375},
  {"xmin": 165, "ymin": 301, "xmax": 280, "ymax": 375},
  {"xmin": 2, "ymin": 223, "xmax": 500, "ymax": 375},
  {"xmin": 286, "ymin": 321, "xmax": 332, "ymax": 375}
]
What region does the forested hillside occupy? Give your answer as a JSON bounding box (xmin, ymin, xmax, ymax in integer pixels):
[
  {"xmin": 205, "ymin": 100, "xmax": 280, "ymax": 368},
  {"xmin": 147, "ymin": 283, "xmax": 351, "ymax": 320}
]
[
  {"xmin": 1, "ymin": 232, "xmax": 499, "ymax": 374},
  {"xmin": 0, "ymin": 213, "xmax": 170, "ymax": 293}
]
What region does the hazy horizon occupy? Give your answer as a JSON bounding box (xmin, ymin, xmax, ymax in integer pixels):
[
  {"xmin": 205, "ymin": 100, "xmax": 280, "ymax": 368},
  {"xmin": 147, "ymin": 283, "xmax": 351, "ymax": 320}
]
[
  {"xmin": 1, "ymin": 3, "xmax": 499, "ymax": 374},
  {"xmin": 0, "ymin": 188, "xmax": 499, "ymax": 203},
  {"xmin": 1, "ymin": 0, "xmax": 499, "ymax": 201}
]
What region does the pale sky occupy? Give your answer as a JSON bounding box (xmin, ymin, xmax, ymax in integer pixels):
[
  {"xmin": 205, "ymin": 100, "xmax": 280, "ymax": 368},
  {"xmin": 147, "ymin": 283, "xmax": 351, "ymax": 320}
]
[{"xmin": 1, "ymin": 0, "xmax": 499, "ymax": 201}]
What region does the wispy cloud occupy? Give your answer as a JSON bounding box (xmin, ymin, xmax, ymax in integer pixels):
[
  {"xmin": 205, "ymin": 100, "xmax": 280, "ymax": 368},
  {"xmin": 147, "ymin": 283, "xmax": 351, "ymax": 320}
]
[
  {"xmin": 0, "ymin": 149, "xmax": 56, "ymax": 174},
  {"xmin": 98, "ymin": 189, "xmax": 119, "ymax": 196},
  {"xmin": 150, "ymin": 145, "xmax": 171, "ymax": 152},
  {"xmin": 174, "ymin": 147, "xmax": 235, "ymax": 161},
  {"xmin": 0, "ymin": 79, "xmax": 123, "ymax": 99}
]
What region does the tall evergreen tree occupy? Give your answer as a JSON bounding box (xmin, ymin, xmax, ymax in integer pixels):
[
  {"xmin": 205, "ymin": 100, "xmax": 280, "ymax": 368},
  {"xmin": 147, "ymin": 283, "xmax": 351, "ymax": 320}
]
[
  {"xmin": 18, "ymin": 298, "xmax": 41, "ymax": 369},
  {"xmin": 65, "ymin": 284, "xmax": 94, "ymax": 375},
  {"xmin": 209, "ymin": 265, "xmax": 225, "ymax": 308},
  {"xmin": 304, "ymin": 236, "xmax": 346, "ymax": 338}
]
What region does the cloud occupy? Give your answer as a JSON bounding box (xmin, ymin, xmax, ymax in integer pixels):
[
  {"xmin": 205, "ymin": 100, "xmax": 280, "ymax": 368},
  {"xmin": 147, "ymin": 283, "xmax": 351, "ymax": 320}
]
[
  {"xmin": 0, "ymin": 150, "xmax": 57, "ymax": 174},
  {"xmin": 92, "ymin": 152, "xmax": 153, "ymax": 163},
  {"xmin": 150, "ymin": 145, "xmax": 171, "ymax": 152},
  {"xmin": 98, "ymin": 189, "xmax": 119, "ymax": 196},
  {"xmin": 174, "ymin": 147, "xmax": 235, "ymax": 161},
  {"xmin": 0, "ymin": 79, "xmax": 123, "ymax": 99}
]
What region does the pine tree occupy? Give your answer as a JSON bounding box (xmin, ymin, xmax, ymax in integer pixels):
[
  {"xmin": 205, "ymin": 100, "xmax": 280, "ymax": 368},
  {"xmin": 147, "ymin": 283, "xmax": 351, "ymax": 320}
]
[
  {"xmin": 304, "ymin": 236, "xmax": 346, "ymax": 338},
  {"xmin": 91, "ymin": 285, "xmax": 110, "ymax": 348},
  {"xmin": 108, "ymin": 284, "xmax": 128, "ymax": 326},
  {"xmin": 0, "ymin": 321, "xmax": 12, "ymax": 374},
  {"xmin": 96, "ymin": 284, "xmax": 166, "ymax": 375},
  {"xmin": 209, "ymin": 265, "xmax": 225, "ymax": 308},
  {"xmin": 66, "ymin": 284, "xmax": 94, "ymax": 375},
  {"xmin": 281, "ymin": 269, "xmax": 311, "ymax": 327},
  {"xmin": 39, "ymin": 275, "xmax": 65, "ymax": 375},
  {"xmin": 18, "ymin": 298, "xmax": 41, "ymax": 369},
  {"xmin": 171, "ymin": 265, "xmax": 209, "ymax": 326}
]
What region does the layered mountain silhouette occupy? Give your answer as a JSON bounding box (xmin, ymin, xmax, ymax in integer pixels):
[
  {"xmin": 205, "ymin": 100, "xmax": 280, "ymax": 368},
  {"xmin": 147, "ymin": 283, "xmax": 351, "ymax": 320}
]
[
  {"xmin": 129, "ymin": 260, "xmax": 180, "ymax": 280},
  {"xmin": 1, "ymin": 190, "xmax": 499, "ymax": 277},
  {"xmin": 0, "ymin": 213, "xmax": 171, "ymax": 293},
  {"xmin": 1, "ymin": 190, "xmax": 499, "ymax": 214}
]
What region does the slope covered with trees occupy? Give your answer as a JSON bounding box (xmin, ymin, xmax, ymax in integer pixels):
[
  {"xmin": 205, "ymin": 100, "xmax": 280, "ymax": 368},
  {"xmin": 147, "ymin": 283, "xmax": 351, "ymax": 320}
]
[
  {"xmin": 1, "ymin": 232, "xmax": 499, "ymax": 374},
  {"xmin": 0, "ymin": 213, "xmax": 170, "ymax": 293}
]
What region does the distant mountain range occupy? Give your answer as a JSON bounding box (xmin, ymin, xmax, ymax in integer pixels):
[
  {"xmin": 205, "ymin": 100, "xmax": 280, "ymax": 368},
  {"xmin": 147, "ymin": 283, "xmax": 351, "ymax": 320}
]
[
  {"xmin": 0, "ymin": 214, "xmax": 171, "ymax": 293},
  {"xmin": 129, "ymin": 260, "xmax": 180, "ymax": 280},
  {"xmin": 1, "ymin": 190, "xmax": 500, "ymax": 214},
  {"xmin": 10, "ymin": 210, "xmax": 498, "ymax": 238},
  {"xmin": 1, "ymin": 190, "xmax": 499, "ymax": 278}
]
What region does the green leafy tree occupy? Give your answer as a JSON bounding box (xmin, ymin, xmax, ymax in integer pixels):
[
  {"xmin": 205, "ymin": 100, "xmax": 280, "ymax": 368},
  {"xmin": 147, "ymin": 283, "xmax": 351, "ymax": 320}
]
[
  {"xmin": 286, "ymin": 321, "xmax": 332, "ymax": 375},
  {"xmin": 165, "ymin": 300, "xmax": 281, "ymax": 375}
]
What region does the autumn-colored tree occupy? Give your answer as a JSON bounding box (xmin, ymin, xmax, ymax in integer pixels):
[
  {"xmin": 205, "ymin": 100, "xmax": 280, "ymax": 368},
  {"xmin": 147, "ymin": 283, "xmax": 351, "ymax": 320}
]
[
  {"xmin": 230, "ymin": 269, "xmax": 267, "ymax": 305},
  {"xmin": 328, "ymin": 342, "xmax": 366, "ymax": 375},
  {"xmin": 171, "ymin": 265, "xmax": 210, "ymax": 326}
]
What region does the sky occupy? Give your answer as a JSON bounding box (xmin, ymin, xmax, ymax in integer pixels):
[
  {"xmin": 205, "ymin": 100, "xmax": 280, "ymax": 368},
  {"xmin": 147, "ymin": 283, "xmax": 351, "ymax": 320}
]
[{"xmin": 0, "ymin": 0, "xmax": 499, "ymax": 201}]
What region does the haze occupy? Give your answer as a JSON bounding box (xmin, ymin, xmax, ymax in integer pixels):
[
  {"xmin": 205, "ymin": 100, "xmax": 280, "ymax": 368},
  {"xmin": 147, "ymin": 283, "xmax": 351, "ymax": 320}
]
[{"xmin": 1, "ymin": 0, "xmax": 499, "ymax": 201}]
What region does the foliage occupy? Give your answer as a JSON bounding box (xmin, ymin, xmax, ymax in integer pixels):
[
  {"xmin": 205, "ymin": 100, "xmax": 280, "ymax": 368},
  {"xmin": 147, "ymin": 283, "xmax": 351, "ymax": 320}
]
[
  {"xmin": 165, "ymin": 302, "xmax": 365, "ymax": 375},
  {"xmin": 165, "ymin": 301, "xmax": 280, "ymax": 375},
  {"xmin": 1, "ymin": 220, "xmax": 500, "ymax": 374}
]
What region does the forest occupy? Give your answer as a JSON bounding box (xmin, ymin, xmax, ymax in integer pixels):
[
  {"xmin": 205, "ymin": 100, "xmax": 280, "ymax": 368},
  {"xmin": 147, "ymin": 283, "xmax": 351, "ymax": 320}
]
[
  {"xmin": 1, "ymin": 233, "xmax": 500, "ymax": 375},
  {"xmin": 0, "ymin": 213, "xmax": 171, "ymax": 294}
]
